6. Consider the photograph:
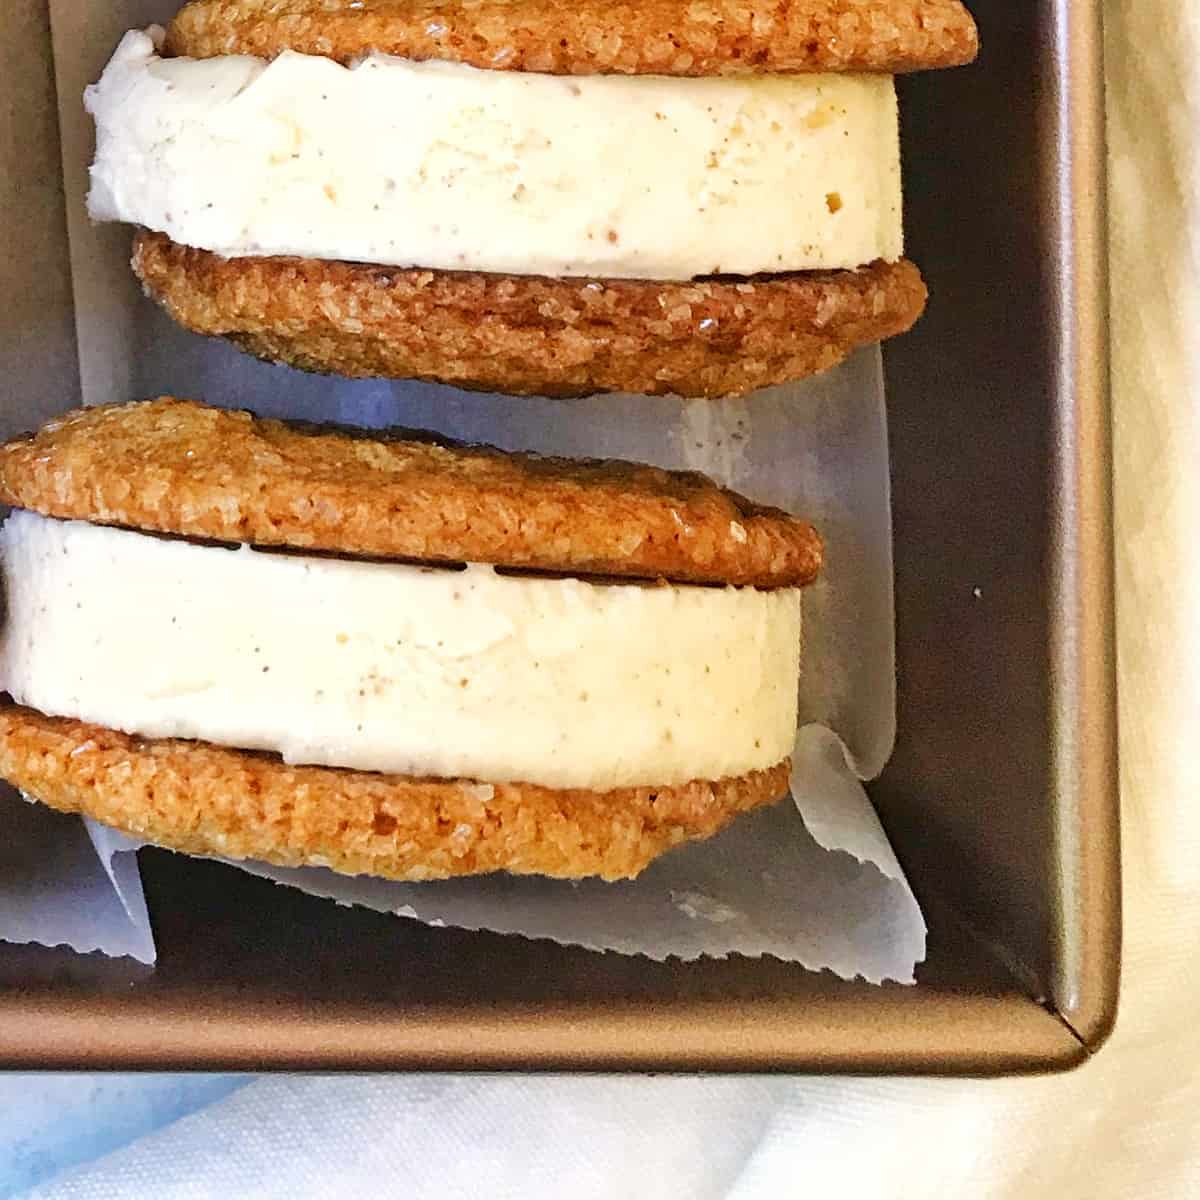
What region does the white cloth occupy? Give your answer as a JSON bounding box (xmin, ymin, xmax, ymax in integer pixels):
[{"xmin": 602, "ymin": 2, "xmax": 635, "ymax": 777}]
[{"xmin": 21, "ymin": 1, "xmax": 1200, "ymax": 1195}]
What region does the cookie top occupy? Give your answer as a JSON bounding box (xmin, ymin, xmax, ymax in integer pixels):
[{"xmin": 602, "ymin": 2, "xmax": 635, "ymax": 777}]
[
  {"xmin": 0, "ymin": 399, "xmax": 821, "ymax": 587},
  {"xmin": 165, "ymin": 0, "xmax": 979, "ymax": 76}
]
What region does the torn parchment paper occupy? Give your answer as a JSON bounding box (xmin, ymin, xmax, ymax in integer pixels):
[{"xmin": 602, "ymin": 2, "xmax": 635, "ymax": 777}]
[{"xmin": 0, "ymin": 797, "xmax": 153, "ymax": 964}]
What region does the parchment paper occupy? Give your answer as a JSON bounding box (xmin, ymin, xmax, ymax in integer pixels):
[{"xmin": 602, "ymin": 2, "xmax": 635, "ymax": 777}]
[{"xmin": 0, "ymin": 2, "xmax": 925, "ymax": 983}]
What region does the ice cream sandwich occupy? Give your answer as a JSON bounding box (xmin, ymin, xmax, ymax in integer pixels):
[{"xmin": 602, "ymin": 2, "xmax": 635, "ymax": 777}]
[
  {"xmin": 85, "ymin": 0, "xmax": 977, "ymax": 398},
  {"xmin": 0, "ymin": 399, "xmax": 820, "ymax": 880}
]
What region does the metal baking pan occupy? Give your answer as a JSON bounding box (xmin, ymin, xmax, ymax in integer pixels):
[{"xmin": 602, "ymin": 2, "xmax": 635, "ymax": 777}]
[{"xmin": 0, "ymin": 0, "xmax": 1117, "ymax": 1073}]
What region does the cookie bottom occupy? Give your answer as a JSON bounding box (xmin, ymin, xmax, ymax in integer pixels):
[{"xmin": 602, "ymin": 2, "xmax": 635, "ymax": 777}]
[
  {"xmin": 0, "ymin": 704, "xmax": 791, "ymax": 882},
  {"xmin": 133, "ymin": 232, "xmax": 927, "ymax": 399}
]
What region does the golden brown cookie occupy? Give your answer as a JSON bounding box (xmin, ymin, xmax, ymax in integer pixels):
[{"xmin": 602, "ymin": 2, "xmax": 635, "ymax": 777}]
[
  {"xmin": 165, "ymin": 0, "xmax": 979, "ymax": 75},
  {"xmin": 0, "ymin": 397, "xmax": 822, "ymax": 587},
  {"xmin": 132, "ymin": 233, "xmax": 927, "ymax": 401},
  {"xmin": 0, "ymin": 704, "xmax": 790, "ymax": 882}
]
